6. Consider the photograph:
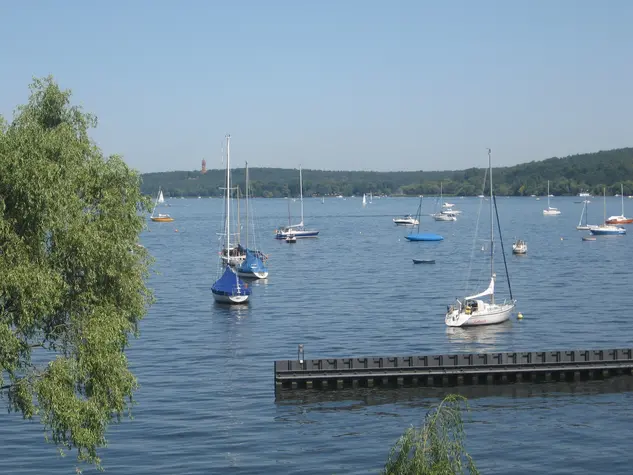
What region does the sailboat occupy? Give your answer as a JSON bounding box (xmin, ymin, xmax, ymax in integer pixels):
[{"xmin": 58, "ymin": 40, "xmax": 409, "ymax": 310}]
[
  {"xmin": 432, "ymin": 182, "xmax": 457, "ymax": 221},
  {"xmin": 576, "ymin": 199, "xmax": 594, "ymax": 230},
  {"xmin": 445, "ymin": 149, "xmax": 516, "ymax": 327},
  {"xmin": 589, "ymin": 188, "xmax": 626, "ymax": 236},
  {"xmin": 236, "ymin": 162, "xmax": 269, "ymax": 279},
  {"xmin": 405, "ymin": 196, "xmax": 443, "ymax": 242},
  {"xmin": 274, "ymin": 166, "xmax": 319, "ymax": 239},
  {"xmin": 362, "ymin": 193, "xmax": 367, "ymax": 207},
  {"xmin": 150, "ymin": 187, "xmax": 174, "ymax": 222},
  {"xmin": 212, "ymin": 135, "xmax": 252, "ymax": 304},
  {"xmin": 542, "ymin": 181, "xmax": 561, "ymax": 215},
  {"xmin": 605, "ymin": 184, "xmax": 633, "ymax": 224}
]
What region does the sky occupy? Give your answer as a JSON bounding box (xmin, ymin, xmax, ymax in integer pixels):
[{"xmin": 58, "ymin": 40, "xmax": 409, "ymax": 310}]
[{"xmin": 1, "ymin": 0, "xmax": 632, "ymax": 173}]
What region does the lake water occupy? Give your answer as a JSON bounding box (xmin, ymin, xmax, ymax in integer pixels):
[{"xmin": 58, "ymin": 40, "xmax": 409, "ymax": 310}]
[{"xmin": 2, "ymin": 195, "xmax": 633, "ymax": 474}]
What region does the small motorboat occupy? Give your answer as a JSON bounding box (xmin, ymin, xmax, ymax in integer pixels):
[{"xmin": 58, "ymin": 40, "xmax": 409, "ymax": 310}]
[
  {"xmin": 393, "ymin": 215, "xmax": 419, "ymax": 226},
  {"xmin": 512, "ymin": 239, "xmax": 527, "ymax": 254},
  {"xmin": 412, "ymin": 259, "xmax": 435, "ymax": 264},
  {"xmin": 582, "ymin": 236, "xmax": 597, "ymax": 241},
  {"xmin": 285, "ymin": 233, "xmax": 297, "ymax": 243}
]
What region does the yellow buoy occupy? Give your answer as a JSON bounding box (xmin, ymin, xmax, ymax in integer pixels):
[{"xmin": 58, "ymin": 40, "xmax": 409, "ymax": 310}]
[{"xmin": 517, "ymin": 312, "xmax": 523, "ymax": 320}]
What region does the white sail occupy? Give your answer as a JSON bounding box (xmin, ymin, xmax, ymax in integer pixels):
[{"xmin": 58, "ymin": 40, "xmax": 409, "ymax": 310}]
[
  {"xmin": 362, "ymin": 193, "xmax": 367, "ymax": 206},
  {"xmin": 465, "ymin": 276, "xmax": 495, "ymax": 300},
  {"xmin": 158, "ymin": 190, "xmax": 165, "ymax": 203}
]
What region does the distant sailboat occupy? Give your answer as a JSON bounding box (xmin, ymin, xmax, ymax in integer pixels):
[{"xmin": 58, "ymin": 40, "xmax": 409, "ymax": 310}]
[
  {"xmin": 590, "ymin": 188, "xmax": 626, "ymax": 236},
  {"xmin": 362, "ymin": 193, "xmax": 367, "ymax": 207},
  {"xmin": 405, "ymin": 196, "xmax": 443, "ymax": 242},
  {"xmin": 236, "ymin": 161, "xmax": 269, "ymax": 279},
  {"xmin": 605, "ymin": 184, "xmax": 633, "ymax": 224},
  {"xmin": 150, "ymin": 187, "xmax": 174, "ymax": 222},
  {"xmin": 274, "ymin": 166, "xmax": 319, "ymax": 239},
  {"xmin": 432, "ymin": 182, "xmax": 457, "ymax": 221},
  {"xmin": 576, "ymin": 199, "xmax": 593, "ymax": 230},
  {"xmin": 543, "ymin": 181, "xmax": 561, "ymax": 215},
  {"xmin": 212, "ymin": 135, "xmax": 251, "ymax": 304}
]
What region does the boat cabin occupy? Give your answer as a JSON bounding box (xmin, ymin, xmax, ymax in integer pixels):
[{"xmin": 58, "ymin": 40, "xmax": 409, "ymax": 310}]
[{"xmin": 464, "ymin": 299, "xmax": 479, "ymax": 314}]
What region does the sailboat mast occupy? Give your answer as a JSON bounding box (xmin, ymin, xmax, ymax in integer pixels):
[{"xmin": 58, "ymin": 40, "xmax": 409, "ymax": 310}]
[
  {"xmin": 299, "ymin": 165, "xmax": 304, "ymax": 225},
  {"xmin": 621, "ymin": 183, "xmax": 625, "ymax": 216},
  {"xmin": 151, "ymin": 187, "xmax": 160, "ymax": 217},
  {"xmin": 245, "ymin": 162, "xmax": 249, "ymax": 248},
  {"xmin": 488, "ymin": 148, "xmax": 494, "ymax": 304},
  {"xmin": 226, "ymin": 135, "xmax": 231, "ymax": 261},
  {"xmin": 603, "ymin": 187, "xmax": 606, "ymax": 223},
  {"xmin": 236, "ymin": 186, "xmax": 240, "ymax": 244}
]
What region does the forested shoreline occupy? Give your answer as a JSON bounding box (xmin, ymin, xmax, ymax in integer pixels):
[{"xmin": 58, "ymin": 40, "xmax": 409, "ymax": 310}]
[{"xmin": 141, "ymin": 147, "xmax": 633, "ymax": 198}]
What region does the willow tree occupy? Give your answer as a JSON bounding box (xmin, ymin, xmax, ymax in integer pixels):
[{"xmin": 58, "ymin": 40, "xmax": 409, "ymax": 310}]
[
  {"xmin": 383, "ymin": 395, "xmax": 478, "ymax": 475},
  {"xmin": 0, "ymin": 77, "xmax": 153, "ymax": 469}
]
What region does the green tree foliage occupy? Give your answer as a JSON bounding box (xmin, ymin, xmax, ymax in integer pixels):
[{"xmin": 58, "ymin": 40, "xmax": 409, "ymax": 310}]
[
  {"xmin": 142, "ymin": 148, "xmax": 633, "ymax": 198},
  {"xmin": 382, "ymin": 395, "xmax": 478, "ymax": 475},
  {"xmin": 0, "ymin": 77, "xmax": 153, "ymax": 469}
]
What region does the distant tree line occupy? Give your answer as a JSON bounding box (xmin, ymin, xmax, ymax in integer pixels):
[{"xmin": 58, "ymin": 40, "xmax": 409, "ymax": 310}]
[{"xmin": 140, "ymin": 148, "xmax": 633, "ymax": 198}]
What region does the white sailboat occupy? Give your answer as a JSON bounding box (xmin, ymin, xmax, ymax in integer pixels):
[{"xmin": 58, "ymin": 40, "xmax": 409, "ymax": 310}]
[
  {"xmin": 274, "ymin": 166, "xmax": 319, "ymax": 239},
  {"xmin": 445, "ymin": 149, "xmax": 516, "ymax": 327},
  {"xmin": 589, "ymin": 188, "xmax": 626, "ymax": 236},
  {"xmin": 211, "ymin": 135, "xmax": 251, "ymax": 304},
  {"xmin": 576, "ymin": 199, "xmax": 593, "ymax": 230},
  {"xmin": 362, "ymin": 193, "xmax": 367, "ymax": 207},
  {"xmin": 235, "ymin": 161, "xmax": 269, "ymax": 279},
  {"xmin": 432, "ymin": 182, "xmax": 457, "ymax": 221},
  {"xmin": 150, "ymin": 187, "xmax": 174, "ymax": 222},
  {"xmin": 605, "ymin": 184, "xmax": 633, "ymax": 224},
  {"xmin": 543, "ymin": 181, "xmax": 561, "ymax": 215}
]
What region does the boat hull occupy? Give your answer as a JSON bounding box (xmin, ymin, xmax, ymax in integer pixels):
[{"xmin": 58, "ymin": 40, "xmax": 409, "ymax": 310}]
[
  {"xmin": 235, "ymin": 269, "xmax": 268, "ymax": 279},
  {"xmin": 606, "ymin": 218, "xmax": 633, "ymax": 224},
  {"xmin": 211, "ymin": 290, "xmax": 249, "ymax": 304},
  {"xmin": 405, "ymin": 233, "xmax": 444, "ymax": 242},
  {"xmin": 590, "ymin": 227, "xmax": 626, "ymax": 235},
  {"xmin": 433, "ymin": 214, "xmax": 456, "ymax": 221},
  {"xmin": 275, "ymin": 230, "xmax": 319, "ymax": 239},
  {"xmin": 393, "ymin": 220, "xmax": 419, "ymax": 225},
  {"xmin": 445, "ymin": 302, "xmax": 515, "ymax": 327},
  {"xmin": 150, "ymin": 216, "xmax": 174, "ymax": 222}
]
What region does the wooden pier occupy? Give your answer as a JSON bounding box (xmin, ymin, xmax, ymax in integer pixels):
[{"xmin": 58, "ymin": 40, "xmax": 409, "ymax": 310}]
[{"xmin": 274, "ymin": 347, "xmax": 633, "ymax": 392}]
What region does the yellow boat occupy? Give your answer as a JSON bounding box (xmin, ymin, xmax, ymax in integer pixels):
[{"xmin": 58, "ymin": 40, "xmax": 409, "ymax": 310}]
[
  {"xmin": 150, "ymin": 214, "xmax": 174, "ymax": 222},
  {"xmin": 149, "ymin": 186, "xmax": 174, "ymax": 222}
]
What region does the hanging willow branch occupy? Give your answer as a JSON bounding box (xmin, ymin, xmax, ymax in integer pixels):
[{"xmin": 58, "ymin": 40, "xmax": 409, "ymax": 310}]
[{"xmin": 382, "ymin": 395, "xmax": 479, "ymax": 475}]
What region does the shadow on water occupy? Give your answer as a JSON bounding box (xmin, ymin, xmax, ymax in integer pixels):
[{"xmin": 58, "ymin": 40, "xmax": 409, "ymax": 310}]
[{"xmin": 275, "ymin": 376, "xmax": 633, "ymax": 407}]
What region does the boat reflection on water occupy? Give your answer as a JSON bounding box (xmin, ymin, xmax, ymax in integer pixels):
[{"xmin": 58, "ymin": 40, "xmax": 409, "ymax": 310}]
[
  {"xmin": 445, "ymin": 321, "xmax": 513, "ymax": 349},
  {"xmin": 212, "ymin": 300, "xmax": 251, "ymax": 320}
]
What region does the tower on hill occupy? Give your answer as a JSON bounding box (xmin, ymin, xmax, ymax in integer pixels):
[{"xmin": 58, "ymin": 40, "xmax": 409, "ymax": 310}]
[{"xmin": 201, "ymin": 159, "xmax": 207, "ymax": 174}]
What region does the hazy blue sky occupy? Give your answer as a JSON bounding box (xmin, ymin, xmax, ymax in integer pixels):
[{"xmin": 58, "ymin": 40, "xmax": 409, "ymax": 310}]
[{"xmin": 1, "ymin": 0, "xmax": 632, "ymax": 173}]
